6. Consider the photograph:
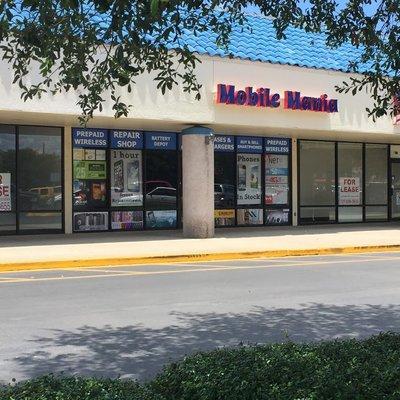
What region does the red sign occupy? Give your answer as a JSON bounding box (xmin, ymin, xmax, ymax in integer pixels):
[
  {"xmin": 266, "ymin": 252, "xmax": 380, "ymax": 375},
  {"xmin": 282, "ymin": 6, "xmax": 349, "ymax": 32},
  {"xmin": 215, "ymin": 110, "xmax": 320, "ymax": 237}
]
[{"xmin": 216, "ymin": 83, "xmax": 338, "ymax": 113}]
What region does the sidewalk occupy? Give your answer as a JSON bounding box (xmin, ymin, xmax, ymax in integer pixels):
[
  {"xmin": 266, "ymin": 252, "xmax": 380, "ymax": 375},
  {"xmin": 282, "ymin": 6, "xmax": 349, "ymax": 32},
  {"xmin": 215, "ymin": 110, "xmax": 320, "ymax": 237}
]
[{"xmin": 1, "ymin": 223, "xmax": 400, "ymax": 271}]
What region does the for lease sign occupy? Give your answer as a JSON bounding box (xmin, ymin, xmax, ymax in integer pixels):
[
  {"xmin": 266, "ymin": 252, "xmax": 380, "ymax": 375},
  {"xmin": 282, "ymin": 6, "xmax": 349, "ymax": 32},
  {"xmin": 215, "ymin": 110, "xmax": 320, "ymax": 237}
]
[
  {"xmin": 339, "ymin": 177, "xmax": 360, "ymax": 205},
  {"xmin": 0, "ymin": 172, "xmax": 11, "ymax": 211}
]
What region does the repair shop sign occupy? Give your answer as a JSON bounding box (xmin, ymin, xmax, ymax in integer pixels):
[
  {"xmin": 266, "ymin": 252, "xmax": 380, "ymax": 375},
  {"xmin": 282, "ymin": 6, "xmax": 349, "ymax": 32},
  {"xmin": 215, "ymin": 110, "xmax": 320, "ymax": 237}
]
[
  {"xmin": 0, "ymin": 172, "xmax": 11, "ymax": 211},
  {"xmin": 339, "ymin": 177, "xmax": 360, "ymax": 205}
]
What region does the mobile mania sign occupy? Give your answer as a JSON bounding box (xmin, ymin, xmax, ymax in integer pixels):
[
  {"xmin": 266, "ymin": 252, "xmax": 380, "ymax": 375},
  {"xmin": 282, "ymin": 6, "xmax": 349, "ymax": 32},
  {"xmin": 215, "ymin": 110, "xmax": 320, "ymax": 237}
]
[{"xmin": 216, "ymin": 84, "xmax": 339, "ymax": 113}]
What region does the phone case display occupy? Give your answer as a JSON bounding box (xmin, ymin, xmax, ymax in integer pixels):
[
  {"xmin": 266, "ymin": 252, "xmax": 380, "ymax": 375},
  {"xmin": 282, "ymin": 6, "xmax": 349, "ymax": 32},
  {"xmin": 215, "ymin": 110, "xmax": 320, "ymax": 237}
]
[
  {"xmin": 111, "ymin": 211, "xmax": 143, "ymax": 230},
  {"xmin": 146, "ymin": 210, "xmax": 177, "ymax": 229},
  {"xmin": 265, "ymin": 154, "xmax": 289, "ymax": 205},
  {"xmin": 265, "ymin": 209, "xmax": 290, "ymax": 225},
  {"xmin": 110, "ymin": 150, "xmax": 143, "ymax": 207},
  {"xmin": 214, "ymin": 209, "xmax": 235, "ymax": 227},
  {"xmin": 237, "ymin": 208, "xmax": 263, "ymax": 225},
  {"xmin": 237, "ymin": 154, "xmax": 261, "ymax": 205},
  {"xmin": 73, "ymin": 211, "xmax": 108, "ymax": 231}
]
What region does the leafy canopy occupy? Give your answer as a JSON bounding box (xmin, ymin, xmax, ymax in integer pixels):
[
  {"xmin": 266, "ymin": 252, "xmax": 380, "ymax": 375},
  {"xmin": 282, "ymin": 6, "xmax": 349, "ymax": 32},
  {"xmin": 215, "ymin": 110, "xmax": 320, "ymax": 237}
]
[{"xmin": 0, "ymin": 0, "xmax": 399, "ymax": 123}]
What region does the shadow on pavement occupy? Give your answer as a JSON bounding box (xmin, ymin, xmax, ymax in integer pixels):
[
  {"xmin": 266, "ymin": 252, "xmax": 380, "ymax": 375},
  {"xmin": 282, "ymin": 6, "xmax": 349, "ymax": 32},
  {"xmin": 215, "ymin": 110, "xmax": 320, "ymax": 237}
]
[{"xmin": 14, "ymin": 303, "xmax": 400, "ymax": 381}]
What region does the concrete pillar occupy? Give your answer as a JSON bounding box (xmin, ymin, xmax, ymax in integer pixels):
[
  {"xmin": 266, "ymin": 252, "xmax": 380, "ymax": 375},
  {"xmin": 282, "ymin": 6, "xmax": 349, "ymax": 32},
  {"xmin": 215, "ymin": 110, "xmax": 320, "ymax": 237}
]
[
  {"xmin": 64, "ymin": 126, "xmax": 73, "ymax": 234},
  {"xmin": 182, "ymin": 126, "xmax": 215, "ymax": 238},
  {"xmin": 291, "ymin": 138, "xmax": 298, "ymax": 226}
]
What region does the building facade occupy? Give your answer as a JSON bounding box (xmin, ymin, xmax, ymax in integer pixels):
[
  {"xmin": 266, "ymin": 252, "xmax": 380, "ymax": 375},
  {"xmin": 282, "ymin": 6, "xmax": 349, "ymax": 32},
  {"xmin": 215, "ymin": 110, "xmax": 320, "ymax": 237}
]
[{"xmin": 0, "ymin": 16, "xmax": 399, "ymax": 236}]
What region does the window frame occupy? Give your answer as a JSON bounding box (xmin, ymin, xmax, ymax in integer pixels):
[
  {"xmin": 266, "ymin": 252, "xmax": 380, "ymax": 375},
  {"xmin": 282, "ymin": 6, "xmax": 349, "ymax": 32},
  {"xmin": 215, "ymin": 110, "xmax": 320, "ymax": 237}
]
[{"xmin": 298, "ymin": 139, "xmax": 389, "ymax": 225}]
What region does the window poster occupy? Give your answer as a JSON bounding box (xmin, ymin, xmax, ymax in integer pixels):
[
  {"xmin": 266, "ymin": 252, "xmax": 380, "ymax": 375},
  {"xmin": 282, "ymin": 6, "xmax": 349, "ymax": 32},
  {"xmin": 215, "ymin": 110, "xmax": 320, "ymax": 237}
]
[
  {"xmin": 111, "ymin": 211, "xmax": 143, "ymax": 230},
  {"xmin": 237, "ymin": 154, "xmax": 261, "ymax": 205},
  {"xmin": 146, "ymin": 210, "xmax": 177, "ymax": 229},
  {"xmin": 265, "ymin": 209, "xmax": 290, "ymax": 225},
  {"xmin": 73, "ymin": 180, "xmax": 107, "ymax": 207},
  {"xmin": 110, "ymin": 149, "xmax": 143, "ymax": 207},
  {"xmin": 237, "ymin": 208, "xmax": 263, "ymax": 225},
  {"xmin": 214, "ymin": 209, "xmax": 235, "ymax": 227},
  {"xmin": 339, "ymin": 177, "xmax": 361, "ymax": 205},
  {"xmin": 73, "ymin": 145, "xmax": 108, "ymax": 208},
  {"xmin": 0, "ymin": 172, "xmax": 11, "ymax": 211},
  {"xmin": 265, "ymin": 154, "xmax": 289, "ymax": 205},
  {"xmin": 73, "ymin": 211, "xmax": 108, "ymax": 231}
]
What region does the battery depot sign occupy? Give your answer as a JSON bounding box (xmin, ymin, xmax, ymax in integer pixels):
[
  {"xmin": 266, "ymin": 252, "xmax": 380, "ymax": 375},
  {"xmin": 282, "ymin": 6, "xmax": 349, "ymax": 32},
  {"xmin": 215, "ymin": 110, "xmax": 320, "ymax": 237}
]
[
  {"xmin": 339, "ymin": 177, "xmax": 361, "ymax": 205},
  {"xmin": 0, "ymin": 172, "xmax": 11, "ymax": 211},
  {"xmin": 216, "ymin": 84, "xmax": 338, "ymax": 113}
]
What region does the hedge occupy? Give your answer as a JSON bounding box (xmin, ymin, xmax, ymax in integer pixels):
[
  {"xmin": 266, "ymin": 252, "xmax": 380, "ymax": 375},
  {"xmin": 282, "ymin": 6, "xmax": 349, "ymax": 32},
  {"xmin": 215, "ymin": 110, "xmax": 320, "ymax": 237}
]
[
  {"xmin": 2, "ymin": 333, "xmax": 400, "ymax": 400},
  {"xmin": 0, "ymin": 375, "xmax": 161, "ymax": 400}
]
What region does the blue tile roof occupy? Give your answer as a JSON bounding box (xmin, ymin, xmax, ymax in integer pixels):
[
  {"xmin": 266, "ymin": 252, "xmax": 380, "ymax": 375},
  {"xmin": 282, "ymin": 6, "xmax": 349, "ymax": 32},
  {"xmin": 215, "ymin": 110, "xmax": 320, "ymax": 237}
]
[{"xmin": 172, "ymin": 14, "xmax": 367, "ymax": 74}]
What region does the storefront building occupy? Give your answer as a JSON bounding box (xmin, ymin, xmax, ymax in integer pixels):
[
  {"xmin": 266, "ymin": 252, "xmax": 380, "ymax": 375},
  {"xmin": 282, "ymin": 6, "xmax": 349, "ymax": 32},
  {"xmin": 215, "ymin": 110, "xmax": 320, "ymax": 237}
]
[{"xmin": 0, "ymin": 15, "xmax": 399, "ymax": 237}]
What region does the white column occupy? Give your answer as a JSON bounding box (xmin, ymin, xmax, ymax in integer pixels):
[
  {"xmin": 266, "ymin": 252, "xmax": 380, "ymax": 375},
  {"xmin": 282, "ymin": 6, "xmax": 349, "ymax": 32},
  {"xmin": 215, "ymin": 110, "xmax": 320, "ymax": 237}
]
[
  {"xmin": 291, "ymin": 138, "xmax": 298, "ymax": 226},
  {"xmin": 182, "ymin": 126, "xmax": 215, "ymax": 238},
  {"xmin": 64, "ymin": 126, "xmax": 73, "ymax": 234}
]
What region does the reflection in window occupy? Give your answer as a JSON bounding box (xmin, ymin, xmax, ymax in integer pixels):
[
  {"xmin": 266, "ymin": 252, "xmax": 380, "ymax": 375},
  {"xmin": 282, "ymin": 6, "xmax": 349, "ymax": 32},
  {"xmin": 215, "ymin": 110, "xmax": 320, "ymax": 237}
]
[
  {"xmin": 338, "ymin": 143, "xmax": 362, "ymax": 206},
  {"xmin": 365, "ymin": 144, "xmax": 387, "ymax": 205},
  {"xmin": 145, "ymin": 151, "xmax": 177, "ymax": 210},
  {"xmin": 18, "ymin": 127, "xmax": 62, "ymax": 211},
  {"xmin": 215, "ymin": 153, "xmax": 235, "ymax": 209},
  {"xmin": 0, "ymin": 126, "xmax": 16, "ymax": 214},
  {"xmin": 300, "ymin": 141, "xmax": 335, "ymax": 206}
]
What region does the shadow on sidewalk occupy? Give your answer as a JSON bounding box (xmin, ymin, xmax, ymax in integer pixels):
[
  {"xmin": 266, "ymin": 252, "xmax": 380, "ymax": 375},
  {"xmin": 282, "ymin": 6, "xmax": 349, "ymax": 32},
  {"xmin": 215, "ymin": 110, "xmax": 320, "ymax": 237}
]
[{"xmin": 13, "ymin": 303, "xmax": 400, "ymax": 382}]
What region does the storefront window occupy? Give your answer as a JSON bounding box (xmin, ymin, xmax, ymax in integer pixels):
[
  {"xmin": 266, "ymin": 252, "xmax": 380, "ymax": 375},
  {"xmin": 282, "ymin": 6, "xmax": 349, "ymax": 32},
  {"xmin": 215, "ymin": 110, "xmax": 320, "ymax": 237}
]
[
  {"xmin": 18, "ymin": 126, "xmax": 63, "ymax": 232},
  {"xmin": 300, "ymin": 141, "xmax": 335, "ymax": 207},
  {"xmin": 214, "ymin": 135, "xmax": 236, "ymax": 227},
  {"xmin": 72, "ymin": 128, "xmax": 108, "ymax": 232},
  {"xmin": 365, "ymin": 144, "xmax": 388, "ymax": 205},
  {"xmin": 299, "ymin": 140, "xmax": 389, "ymax": 224},
  {"xmin": 213, "ymin": 135, "xmax": 291, "ymax": 228},
  {"xmin": 109, "ymin": 130, "xmax": 144, "ymax": 231},
  {"xmin": 145, "ymin": 132, "xmax": 178, "ymax": 229},
  {"xmin": 265, "ymin": 154, "xmax": 289, "ymax": 206},
  {"xmin": 338, "ymin": 143, "xmax": 363, "ymax": 222},
  {"xmin": 0, "ymin": 125, "xmax": 16, "ymax": 233}
]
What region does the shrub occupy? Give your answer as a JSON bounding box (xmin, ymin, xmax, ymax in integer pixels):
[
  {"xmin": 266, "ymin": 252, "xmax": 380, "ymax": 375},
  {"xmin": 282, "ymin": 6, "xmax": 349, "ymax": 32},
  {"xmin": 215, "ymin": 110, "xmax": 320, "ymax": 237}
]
[
  {"xmin": 0, "ymin": 374, "xmax": 161, "ymax": 400},
  {"xmin": 151, "ymin": 332, "xmax": 400, "ymax": 400},
  {"xmin": 3, "ymin": 333, "xmax": 400, "ymax": 400}
]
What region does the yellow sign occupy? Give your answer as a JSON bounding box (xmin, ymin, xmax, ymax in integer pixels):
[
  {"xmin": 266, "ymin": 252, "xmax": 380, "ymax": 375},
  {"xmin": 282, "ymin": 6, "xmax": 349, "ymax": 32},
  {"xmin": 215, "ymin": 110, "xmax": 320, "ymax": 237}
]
[{"xmin": 214, "ymin": 209, "xmax": 235, "ymax": 218}]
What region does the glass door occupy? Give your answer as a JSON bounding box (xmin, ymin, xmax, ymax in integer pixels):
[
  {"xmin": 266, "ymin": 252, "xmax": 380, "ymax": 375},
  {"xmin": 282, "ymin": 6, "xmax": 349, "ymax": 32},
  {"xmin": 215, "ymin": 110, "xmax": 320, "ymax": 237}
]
[{"xmin": 390, "ymin": 162, "xmax": 400, "ymax": 220}]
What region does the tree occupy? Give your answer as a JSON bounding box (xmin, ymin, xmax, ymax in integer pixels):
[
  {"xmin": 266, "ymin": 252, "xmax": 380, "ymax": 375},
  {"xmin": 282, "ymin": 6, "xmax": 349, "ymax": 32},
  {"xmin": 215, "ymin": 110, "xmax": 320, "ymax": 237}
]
[{"xmin": 0, "ymin": 0, "xmax": 399, "ymax": 123}]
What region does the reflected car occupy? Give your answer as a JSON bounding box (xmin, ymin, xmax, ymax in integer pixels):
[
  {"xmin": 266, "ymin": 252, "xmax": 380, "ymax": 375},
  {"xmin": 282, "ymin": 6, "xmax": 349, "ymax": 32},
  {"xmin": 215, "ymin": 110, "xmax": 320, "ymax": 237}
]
[
  {"xmin": 146, "ymin": 186, "xmax": 177, "ymax": 208},
  {"xmin": 214, "ymin": 184, "xmax": 235, "ymax": 207}
]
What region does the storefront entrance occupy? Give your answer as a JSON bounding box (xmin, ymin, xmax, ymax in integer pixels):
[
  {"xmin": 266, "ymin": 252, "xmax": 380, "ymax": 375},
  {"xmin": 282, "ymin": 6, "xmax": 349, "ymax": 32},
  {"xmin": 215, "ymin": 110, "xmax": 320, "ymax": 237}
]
[{"xmin": 390, "ymin": 162, "xmax": 400, "ymax": 220}]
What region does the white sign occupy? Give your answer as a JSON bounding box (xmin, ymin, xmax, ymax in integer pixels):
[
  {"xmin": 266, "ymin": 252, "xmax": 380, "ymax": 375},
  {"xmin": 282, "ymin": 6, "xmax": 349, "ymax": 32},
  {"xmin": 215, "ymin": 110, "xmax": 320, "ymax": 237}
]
[
  {"xmin": 0, "ymin": 173, "xmax": 11, "ymax": 211},
  {"xmin": 237, "ymin": 154, "xmax": 261, "ymax": 205},
  {"xmin": 339, "ymin": 177, "xmax": 361, "ymax": 205}
]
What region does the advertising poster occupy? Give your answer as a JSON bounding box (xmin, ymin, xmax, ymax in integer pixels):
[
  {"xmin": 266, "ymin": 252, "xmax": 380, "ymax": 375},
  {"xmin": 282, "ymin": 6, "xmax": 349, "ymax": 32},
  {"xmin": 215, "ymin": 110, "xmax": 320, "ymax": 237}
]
[
  {"xmin": 0, "ymin": 173, "xmax": 11, "ymax": 211},
  {"xmin": 237, "ymin": 208, "xmax": 263, "ymax": 225},
  {"xmin": 237, "ymin": 154, "xmax": 261, "ymax": 205},
  {"xmin": 214, "ymin": 209, "xmax": 235, "ymax": 227},
  {"xmin": 73, "ymin": 180, "xmax": 107, "ymax": 207},
  {"xmin": 146, "ymin": 210, "xmax": 177, "ymax": 229},
  {"xmin": 73, "ymin": 160, "xmax": 107, "ymax": 180},
  {"xmin": 265, "ymin": 154, "xmax": 289, "ymax": 205},
  {"xmin": 73, "ymin": 212, "xmax": 108, "ymax": 231},
  {"xmin": 111, "ymin": 211, "xmax": 143, "ymax": 230},
  {"xmin": 265, "ymin": 209, "xmax": 290, "ymax": 225},
  {"xmin": 110, "ymin": 150, "xmax": 143, "ymax": 207},
  {"xmin": 339, "ymin": 177, "xmax": 361, "ymax": 205}
]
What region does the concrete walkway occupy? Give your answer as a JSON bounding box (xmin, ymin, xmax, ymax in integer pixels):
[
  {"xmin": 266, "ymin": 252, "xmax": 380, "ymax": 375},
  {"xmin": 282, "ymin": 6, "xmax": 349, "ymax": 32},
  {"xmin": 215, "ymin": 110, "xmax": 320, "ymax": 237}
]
[{"xmin": 1, "ymin": 223, "xmax": 400, "ymax": 270}]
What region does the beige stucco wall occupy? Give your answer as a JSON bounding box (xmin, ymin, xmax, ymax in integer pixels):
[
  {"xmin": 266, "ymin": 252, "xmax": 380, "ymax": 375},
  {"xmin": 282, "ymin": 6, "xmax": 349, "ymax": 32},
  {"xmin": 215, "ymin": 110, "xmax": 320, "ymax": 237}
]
[{"xmin": 0, "ymin": 55, "xmax": 399, "ymax": 143}]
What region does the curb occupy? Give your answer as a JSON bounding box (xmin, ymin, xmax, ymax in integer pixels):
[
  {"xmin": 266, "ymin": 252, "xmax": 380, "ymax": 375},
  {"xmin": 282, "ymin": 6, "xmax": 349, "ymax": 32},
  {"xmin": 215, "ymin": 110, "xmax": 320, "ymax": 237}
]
[{"xmin": 1, "ymin": 244, "xmax": 400, "ymax": 273}]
